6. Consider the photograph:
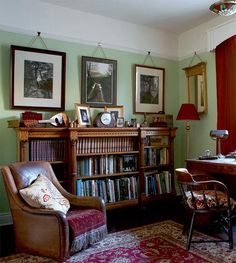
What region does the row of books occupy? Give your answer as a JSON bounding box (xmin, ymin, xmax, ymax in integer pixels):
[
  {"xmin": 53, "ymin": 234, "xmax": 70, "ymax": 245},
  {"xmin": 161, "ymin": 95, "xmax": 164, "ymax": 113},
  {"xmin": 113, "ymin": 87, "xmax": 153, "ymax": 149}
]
[
  {"xmin": 76, "ymin": 137, "xmax": 136, "ymax": 154},
  {"xmin": 144, "ymin": 147, "xmax": 169, "ymax": 166},
  {"xmin": 145, "ymin": 170, "xmax": 172, "ymax": 196},
  {"xmin": 77, "ymin": 154, "xmax": 138, "ymax": 176},
  {"xmin": 144, "ymin": 136, "xmax": 168, "ymax": 147},
  {"xmin": 76, "ymin": 176, "xmax": 138, "ymax": 203},
  {"xmin": 29, "ymin": 139, "xmax": 68, "ymax": 161}
]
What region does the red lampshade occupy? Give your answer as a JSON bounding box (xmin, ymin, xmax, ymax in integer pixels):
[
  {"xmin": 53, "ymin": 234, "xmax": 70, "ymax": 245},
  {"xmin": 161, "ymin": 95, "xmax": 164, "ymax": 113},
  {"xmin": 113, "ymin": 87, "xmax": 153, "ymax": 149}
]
[{"xmin": 176, "ymin": 103, "xmax": 200, "ymax": 120}]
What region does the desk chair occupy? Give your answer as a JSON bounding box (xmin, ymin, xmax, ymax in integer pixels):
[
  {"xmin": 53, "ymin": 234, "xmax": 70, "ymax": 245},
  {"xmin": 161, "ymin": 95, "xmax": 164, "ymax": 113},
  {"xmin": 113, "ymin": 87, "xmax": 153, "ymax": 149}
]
[{"xmin": 175, "ymin": 168, "xmax": 235, "ymax": 250}]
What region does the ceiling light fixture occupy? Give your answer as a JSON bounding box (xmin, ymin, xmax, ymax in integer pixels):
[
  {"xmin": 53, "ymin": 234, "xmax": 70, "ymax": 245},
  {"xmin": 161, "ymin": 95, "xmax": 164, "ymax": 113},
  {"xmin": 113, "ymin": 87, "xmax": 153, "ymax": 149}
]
[{"xmin": 210, "ymin": 1, "xmax": 236, "ymax": 16}]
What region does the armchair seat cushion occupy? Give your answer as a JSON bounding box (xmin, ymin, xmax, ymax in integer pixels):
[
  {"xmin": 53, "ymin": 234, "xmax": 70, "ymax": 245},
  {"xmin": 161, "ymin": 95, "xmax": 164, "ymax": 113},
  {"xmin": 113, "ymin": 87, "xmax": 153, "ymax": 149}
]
[
  {"xmin": 67, "ymin": 209, "xmax": 107, "ymax": 254},
  {"xmin": 185, "ymin": 190, "xmax": 235, "ymax": 210}
]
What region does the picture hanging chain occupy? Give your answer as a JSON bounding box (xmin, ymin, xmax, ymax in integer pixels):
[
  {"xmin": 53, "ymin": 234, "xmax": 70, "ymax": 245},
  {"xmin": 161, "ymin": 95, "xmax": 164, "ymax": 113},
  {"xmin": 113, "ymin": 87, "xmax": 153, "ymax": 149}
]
[
  {"xmin": 91, "ymin": 42, "xmax": 107, "ymax": 58},
  {"xmin": 28, "ymin": 32, "xmax": 48, "ymax": 49},
  {"xmin": 142, "ymin": 51, "xmax": 156, "ymax": 67},
  {"xmin": 188, "ymin": 51, "xmax": 203, "ymax": 67}
]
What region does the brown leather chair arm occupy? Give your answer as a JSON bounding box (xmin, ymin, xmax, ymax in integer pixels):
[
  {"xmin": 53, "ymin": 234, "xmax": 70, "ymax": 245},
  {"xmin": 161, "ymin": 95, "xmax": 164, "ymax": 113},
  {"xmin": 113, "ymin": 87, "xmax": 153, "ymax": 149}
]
[{"xmin": 68, "ymin": 194, "xmax": 106, "ymax": 214}]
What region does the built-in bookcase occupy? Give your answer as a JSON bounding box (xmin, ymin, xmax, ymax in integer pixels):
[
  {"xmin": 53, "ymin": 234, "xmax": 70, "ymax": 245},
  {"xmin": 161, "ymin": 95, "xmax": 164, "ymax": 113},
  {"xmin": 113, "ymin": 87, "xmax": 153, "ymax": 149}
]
[
  {"xmin": 69, "ymin": 128, "xmax": 140, "ymax": 210},
  {"xmin": 17, "ymin": 126, "xmax": 176, "ymax": 209},
  {"xmin": 139, "ymin": 127, "xmax": 177, "ymax": 205}
]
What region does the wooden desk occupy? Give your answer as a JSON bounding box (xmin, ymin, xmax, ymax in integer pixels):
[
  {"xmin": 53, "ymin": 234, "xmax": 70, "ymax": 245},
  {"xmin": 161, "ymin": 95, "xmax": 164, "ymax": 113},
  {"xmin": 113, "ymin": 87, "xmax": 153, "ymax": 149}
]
[{"xmin": 186, "ymin": 158, "xmax": 236, "ymax": 199}]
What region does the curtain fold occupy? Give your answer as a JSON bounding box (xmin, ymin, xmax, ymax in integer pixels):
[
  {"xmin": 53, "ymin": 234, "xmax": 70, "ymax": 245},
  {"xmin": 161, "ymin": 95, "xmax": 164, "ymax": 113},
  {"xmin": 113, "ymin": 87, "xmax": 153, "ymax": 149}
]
[{"xmin": 215, "ymin": 35, "xmax": 236, "ymax": 155}]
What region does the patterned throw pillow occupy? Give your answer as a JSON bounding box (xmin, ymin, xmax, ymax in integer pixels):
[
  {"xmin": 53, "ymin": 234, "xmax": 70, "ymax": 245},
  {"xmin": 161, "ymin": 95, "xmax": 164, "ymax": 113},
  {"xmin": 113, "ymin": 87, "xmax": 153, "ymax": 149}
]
[{"xmin": 19, "ymin": 174, "xmax": 70, "ymax": 214}]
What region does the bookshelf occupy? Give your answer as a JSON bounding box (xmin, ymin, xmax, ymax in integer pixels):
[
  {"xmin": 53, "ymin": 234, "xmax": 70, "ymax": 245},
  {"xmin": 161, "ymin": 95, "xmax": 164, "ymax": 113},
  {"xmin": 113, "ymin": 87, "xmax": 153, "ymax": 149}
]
[
  {"xmin": 17, "ymin": 126, "xmax": 177, "ymax": 209},
  {"xmin": 69, "ymin": 128, "xmax": 140, "ymax": 210},
  {"xmin": 17, "ymin": 127, "xmax": 70, "ymax": 190},
  {"xmin": 139, "ymin": 127, "xmax": 177, "ymax": 205}
]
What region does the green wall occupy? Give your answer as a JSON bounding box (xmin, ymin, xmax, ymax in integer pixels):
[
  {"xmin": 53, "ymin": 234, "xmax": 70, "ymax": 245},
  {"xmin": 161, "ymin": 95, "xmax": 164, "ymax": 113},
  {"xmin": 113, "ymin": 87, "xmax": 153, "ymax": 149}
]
[
  {"xmin": 0, "ymin": 30, "xmax": 220, "ymax": 216},
  {"xmin": 0, "ymin": 30, "xmax": 179, "ymax": 213}
]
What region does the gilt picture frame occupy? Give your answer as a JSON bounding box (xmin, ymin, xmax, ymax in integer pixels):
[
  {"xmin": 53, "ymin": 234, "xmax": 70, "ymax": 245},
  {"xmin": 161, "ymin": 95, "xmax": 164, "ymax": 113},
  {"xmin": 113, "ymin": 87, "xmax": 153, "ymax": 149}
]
[
  {"xmin": 81, "ymin": 56, "xmax": 117, "ymax": 107},
  {"xmin": 75, "ymin": 103, "xmax": 92, "ymax": 127},
  {"xmin": 134, "ymin": 64, "xmax": 165, "ymax": 114},
  {"xmin": 104, "ymin": 105, "xmax": 124, "ymax": 121},
  {"xmin": 10, "ymin": 45, "xmax": 66, "ymax": 110}
]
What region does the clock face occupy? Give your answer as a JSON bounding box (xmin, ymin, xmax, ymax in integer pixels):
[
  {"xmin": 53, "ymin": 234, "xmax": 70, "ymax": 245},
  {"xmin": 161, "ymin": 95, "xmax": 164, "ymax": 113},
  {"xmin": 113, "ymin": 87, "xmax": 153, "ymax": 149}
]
[{"xmin": 101, "ymin": 112, "xmax": 112, "ymax": 125}]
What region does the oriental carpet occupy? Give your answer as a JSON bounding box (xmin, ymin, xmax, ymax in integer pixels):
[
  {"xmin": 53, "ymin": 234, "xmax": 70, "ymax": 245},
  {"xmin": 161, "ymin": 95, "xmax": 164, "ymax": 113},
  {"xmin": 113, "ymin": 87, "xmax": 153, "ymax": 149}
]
[{"xmin": 1, "ymin": 220, "xmax": 236, "ymax": 263}]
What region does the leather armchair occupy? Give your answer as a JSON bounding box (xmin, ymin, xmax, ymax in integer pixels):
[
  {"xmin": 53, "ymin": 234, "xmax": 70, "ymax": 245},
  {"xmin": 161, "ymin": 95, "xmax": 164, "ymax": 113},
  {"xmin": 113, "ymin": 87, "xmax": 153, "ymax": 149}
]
[{"xmin": 1, "ymin": 161, "xmax": 107, "ymax": 261}]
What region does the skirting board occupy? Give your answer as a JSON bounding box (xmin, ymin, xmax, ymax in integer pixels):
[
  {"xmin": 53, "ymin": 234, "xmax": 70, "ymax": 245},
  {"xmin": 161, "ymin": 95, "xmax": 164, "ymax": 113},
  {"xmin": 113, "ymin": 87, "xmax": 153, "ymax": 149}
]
[{"xmin": 0, "ymin": 212, "xmax": 12, "ymax": 226}]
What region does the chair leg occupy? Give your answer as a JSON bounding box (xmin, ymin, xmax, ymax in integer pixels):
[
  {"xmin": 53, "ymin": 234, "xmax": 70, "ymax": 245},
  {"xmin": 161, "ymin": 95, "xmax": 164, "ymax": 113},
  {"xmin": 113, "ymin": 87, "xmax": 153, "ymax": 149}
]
[{"xmin": 187, "ymin": 211, "xmax": 195, "ymax": 250}]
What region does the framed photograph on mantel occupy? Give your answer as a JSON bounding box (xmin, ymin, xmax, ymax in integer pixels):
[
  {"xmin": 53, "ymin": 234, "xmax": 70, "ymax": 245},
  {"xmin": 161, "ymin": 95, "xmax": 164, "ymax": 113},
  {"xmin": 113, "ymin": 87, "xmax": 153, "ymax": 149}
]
[
  {"xmin": 134, "ymin": 64, "xmax": 165, "ymax": 114},
  {"xmin": 10, "ymin": 45, "xmax": 66, "ymax": 111},
  {"xmin": 75, "ymin": 103, "xmax": 92, "ymax": 127},
  {"xmin": 81, "ymin": 56, "xmax": 117, "ymax": 107}
]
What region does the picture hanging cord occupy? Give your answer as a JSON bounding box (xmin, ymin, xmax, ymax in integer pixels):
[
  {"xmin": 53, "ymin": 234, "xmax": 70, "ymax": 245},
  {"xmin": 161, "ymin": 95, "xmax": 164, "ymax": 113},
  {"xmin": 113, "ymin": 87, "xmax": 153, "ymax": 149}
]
[
  {"xmin": 91, "ymin": 42, "xmax": 107, "ymax": 58},
  {"xmin": 28, "ymin": 32, "xmax": 48, "ymax": 49},
  {"xmin": 142, "ymin": 51, "xmax": 156, "ymax": 67},
  {"xmin": 188, "ymin": 51, "xmax": 203, "ymax": 67}
]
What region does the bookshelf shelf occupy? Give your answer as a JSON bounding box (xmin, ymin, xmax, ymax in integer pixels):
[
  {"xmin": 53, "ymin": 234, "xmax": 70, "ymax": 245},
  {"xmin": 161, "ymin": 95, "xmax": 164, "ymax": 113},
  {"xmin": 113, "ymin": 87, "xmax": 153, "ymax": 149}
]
[
  {"xmin": 77, "ymin": 151, "xmax": 139, "ymax": 157},
  {"xmin": 77, "ymin": 171, "xmax": 140, "ymax": 180},
  {"xmin": 17, "ymin": 126, "xmax": 177, "ymax": 209}
]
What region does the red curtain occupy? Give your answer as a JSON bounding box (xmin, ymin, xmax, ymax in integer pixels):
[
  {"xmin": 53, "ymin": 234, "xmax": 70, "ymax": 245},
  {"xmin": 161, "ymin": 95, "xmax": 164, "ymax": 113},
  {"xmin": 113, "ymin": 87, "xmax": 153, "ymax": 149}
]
[{"xmin": 215, "ymin": 35, "xmax": 236, "ymax": 155}]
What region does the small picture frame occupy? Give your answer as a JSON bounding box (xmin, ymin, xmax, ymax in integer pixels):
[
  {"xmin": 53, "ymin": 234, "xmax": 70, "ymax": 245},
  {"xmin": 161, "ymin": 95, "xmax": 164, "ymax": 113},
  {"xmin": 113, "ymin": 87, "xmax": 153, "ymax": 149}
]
[
  {"xmin": 104, "ymin": 105, "xmax": 124, "ymax": 121},
  {"xmin": 117, "ymin": 117, "xmax": 125, "ymax": 128},
  {"xmin": 75, "ymin": 103, "xmax": 92, "ymax": 127}
]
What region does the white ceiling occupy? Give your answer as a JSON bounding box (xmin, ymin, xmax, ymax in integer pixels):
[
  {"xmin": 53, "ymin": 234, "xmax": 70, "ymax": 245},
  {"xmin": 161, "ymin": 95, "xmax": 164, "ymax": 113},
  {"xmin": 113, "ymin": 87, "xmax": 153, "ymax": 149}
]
[{"xmin": 36, "ymin": 0, "xmax": 219, "ymax": 34}]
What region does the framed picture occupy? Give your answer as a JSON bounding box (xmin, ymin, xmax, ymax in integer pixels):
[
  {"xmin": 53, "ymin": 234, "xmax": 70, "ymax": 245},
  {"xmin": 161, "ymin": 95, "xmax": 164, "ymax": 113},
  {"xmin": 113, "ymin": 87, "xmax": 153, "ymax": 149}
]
[
  {"xmin": 10, "ymin": 45, "xmax": 66, "ymax": 110},
  {"xmin": 75, "ymin": 103, "xmax": 92, "ymax": 127},
  {"xmin": 134, "ymin": 64, "xmax": 165, "ymax": 114},
  {"xmin": 117, "ymin": 117, "xmax": 125, "ymax": 128},
  {"xmin": 81, "ymin": 56, "xmax": 117, "ymax": 107},
  {"xmin": 104, "ymin": 105, "xmax": 124, "ymax": 121}
]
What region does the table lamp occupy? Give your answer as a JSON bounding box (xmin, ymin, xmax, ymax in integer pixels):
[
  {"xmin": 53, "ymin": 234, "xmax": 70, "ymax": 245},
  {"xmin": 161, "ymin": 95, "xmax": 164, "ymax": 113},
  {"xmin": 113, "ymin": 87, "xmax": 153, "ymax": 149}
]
[
  {"xmin": 210, "ymin": 130, "xmax": 229, "ymax": 158},
  {"xmin": 176, "ymin": 103, "xmax": 200, "ymax": 158}
]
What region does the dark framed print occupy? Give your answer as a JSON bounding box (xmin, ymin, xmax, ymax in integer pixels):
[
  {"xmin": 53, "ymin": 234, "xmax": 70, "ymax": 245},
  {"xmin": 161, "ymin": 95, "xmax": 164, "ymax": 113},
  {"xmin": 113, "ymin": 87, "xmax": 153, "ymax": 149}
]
[
  {"xmin": 81, "ymin": 56, "xmax": 117, "ymax": 107},
  {"xmin": 10, "ymin": 45, "xmax": 66, "ymax": 111},
  {"xmin": 75, "ymin": 103, "xmax": 92, "ymax": 127},
  {"xmin": 134, "ymin": 64, "xmax": 164, "ymax": 114}
]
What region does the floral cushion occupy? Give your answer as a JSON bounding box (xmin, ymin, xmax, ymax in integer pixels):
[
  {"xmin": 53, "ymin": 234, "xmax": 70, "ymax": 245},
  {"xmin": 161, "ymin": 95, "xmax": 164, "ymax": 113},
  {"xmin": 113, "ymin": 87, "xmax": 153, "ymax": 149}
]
[
  {"xmin": 19, "ymin": 174, "xmax": 70, "ymax": 214},
  {"xmin": 185, "ymin": 190, "xmax": 235, "ymax": 210}
]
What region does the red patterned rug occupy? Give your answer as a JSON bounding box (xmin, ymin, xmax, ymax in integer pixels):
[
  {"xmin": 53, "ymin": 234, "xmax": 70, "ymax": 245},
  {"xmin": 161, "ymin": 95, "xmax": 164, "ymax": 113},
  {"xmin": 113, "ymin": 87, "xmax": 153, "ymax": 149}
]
[{"xmin": 1, "ymin": 220, "xmax": 236, "ymax": 263}]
